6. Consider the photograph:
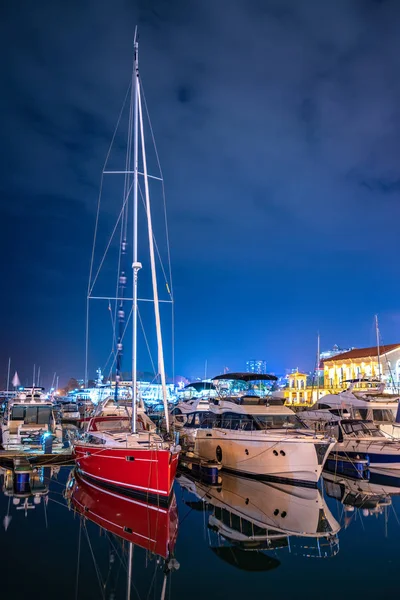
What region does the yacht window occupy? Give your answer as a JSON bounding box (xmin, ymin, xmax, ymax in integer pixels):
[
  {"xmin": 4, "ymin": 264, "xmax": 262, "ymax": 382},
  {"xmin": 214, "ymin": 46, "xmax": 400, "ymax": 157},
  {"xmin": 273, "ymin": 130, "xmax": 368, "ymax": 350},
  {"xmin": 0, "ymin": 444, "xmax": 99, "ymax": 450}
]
[
  {"xmin": 11, "ymin": 406, "xmax": 25, "ymax": 420},
  {"xmin": 200, "ymin": 414, "xmax": 218, "ymax": 429},
  {"xmin": 341, "ymin": 421, "xmax": 383, "ymax": 438},
  {"xmin": 23, "ymin": 406, "xmax": 51, "ymax": 425},
  {"xmin": 86, "ymin": 434, "xmax": 106, "ymax": 445},
  {"xmin": 254, "ymin": 414, "xmax": 305, "ymax": 430},
  {"xmin": 37, "ymin": 407, "xmax": 51, "ymax": 425},
  {"xmin": 357, "ymin": 409, "xmax": 369, "ymax": 421},
  {"xmin": 186, "ymin": 412, "xmax": 204, "ymax": 428},
  {"xmin": 373, "ymin": 409, "xmax": 394, "ymax": 423},
  {"xmin": 221, "ymin": 413, "xmax": 255, "ymax": 431}
]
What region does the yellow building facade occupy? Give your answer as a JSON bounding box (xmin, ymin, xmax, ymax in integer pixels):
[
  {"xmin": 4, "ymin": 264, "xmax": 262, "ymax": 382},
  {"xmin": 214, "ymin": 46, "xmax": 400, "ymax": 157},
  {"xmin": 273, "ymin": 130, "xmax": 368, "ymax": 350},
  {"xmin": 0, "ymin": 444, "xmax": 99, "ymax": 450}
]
[
  {"xmin": 284, "ymin": 372, "xmax": 329, "ymax": 406},
  {"xmin": 323, "ymin": 344, "xmax": 400, "ymax": 390}
]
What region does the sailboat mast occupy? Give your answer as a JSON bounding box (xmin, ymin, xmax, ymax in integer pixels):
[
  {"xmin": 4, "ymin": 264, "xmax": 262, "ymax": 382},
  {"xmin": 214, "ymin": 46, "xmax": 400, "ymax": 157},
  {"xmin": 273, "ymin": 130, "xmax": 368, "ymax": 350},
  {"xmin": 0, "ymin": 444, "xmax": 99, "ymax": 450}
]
[
  {"xmin": 132, "ymin": 33, "xmax": 140, "ymax": 434},
  {"xmin": 375, "ymin": 314, "xmax": 381, "ymax": 380},
  {"xmin": 137, "ymin": 75, "xmax": 170, "ymax": 432},
  {"xmin": 316, "ymin": 333, "xmax": 320, "ymax": 401}
]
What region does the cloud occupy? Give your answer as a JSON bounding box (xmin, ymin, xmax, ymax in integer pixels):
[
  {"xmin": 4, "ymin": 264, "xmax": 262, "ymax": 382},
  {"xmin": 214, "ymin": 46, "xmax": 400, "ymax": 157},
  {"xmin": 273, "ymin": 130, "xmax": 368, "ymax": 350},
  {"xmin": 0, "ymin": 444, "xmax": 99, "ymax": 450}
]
[{"xmin": 1, "ymin": 0, "xmax": 400, "ymax": 377}]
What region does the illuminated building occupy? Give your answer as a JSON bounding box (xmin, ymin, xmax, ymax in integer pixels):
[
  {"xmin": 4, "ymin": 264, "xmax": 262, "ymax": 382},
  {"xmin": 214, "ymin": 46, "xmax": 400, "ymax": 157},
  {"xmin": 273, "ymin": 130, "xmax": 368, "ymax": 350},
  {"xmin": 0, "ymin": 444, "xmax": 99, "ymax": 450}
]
[
  {"xmin": 246, "ymin": 360, "xmax": 267, "ymax": 375},
  {"xmin": 284, "ymin": 371, "xmax": 330, "ymax": 406},
  {"xmin": 323, "ymin": 344, "xmax": 400, "ymax": 390}
]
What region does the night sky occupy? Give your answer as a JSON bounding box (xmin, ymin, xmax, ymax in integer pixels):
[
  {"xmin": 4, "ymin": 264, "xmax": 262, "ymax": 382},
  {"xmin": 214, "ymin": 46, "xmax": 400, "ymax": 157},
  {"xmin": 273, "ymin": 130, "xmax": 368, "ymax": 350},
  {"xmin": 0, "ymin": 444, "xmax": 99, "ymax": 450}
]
[{"xmin": 1, "ymin": 0, "xmax": 400, "ymax": 388}]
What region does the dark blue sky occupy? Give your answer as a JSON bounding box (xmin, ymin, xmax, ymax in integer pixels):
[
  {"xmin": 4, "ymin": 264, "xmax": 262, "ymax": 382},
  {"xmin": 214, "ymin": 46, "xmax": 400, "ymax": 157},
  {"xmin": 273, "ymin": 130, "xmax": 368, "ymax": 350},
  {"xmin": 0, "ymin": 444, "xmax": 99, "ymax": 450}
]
[{"xmin": 1, "ymin": 0, "xmax": 400, "ymax": 387}]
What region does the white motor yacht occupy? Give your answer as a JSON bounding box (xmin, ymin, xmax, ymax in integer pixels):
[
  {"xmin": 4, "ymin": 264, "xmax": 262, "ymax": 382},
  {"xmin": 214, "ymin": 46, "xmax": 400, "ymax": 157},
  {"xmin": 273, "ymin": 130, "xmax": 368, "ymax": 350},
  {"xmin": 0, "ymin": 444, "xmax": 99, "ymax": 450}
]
[
  {"xmin": 193, "ymin": 373, "xmax": 335, "ymax": 486},
  {"xmin": 300, "ymin": 386, "xmax": 400, "ymax": 439},
  {"xmin": 325, "ymin": 419, "xmax": 400, "ymax": 474},
  {"xmin": 0, "ymin": 388, "xmax": 63, "ymax": 453}
]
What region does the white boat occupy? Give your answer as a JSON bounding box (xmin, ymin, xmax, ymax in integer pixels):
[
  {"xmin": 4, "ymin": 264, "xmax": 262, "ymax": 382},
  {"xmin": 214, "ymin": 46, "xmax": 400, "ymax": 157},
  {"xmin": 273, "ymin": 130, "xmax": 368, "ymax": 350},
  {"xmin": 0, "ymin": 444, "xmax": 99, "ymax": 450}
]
[
  {"xmin": 60, "ymin": 402, "xmax": 81, "ymax": 421},
  {"xmin": 193, "ymin": 373, "xmax": 335, "ymax": 486},
  {"xmin": 0, "ymin": 388, "xmax": 63, "ymax": 453},
  {"xmin": 177, "ymin": 471, "xmax": 340, "ymax": 562},
  {"xmin": 169, "ymin": 396, "xmax": 211, "ymax": 444},
  {"xmin": 300, "ymin": 385, "xmax": 400, "ymax": 439},
  {"xmin": 325, "ymin": 419, "xmax": 400, "ymax": 473}
]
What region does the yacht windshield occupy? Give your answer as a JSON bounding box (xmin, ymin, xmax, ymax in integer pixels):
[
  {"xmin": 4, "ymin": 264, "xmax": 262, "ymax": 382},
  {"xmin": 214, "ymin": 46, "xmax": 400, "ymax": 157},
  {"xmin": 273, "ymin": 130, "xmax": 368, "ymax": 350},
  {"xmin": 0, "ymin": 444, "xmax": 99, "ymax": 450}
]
[
  {"xmin": 11, "ymin": 405, "xmax": 51, "ymax": 425},
  {"xmin": 341, "ymin": 420, "xmax": 383, "ymax": 438},
  {"xmin": 95, "ymin": 418, "xmax": 131, "ymax": 432},
  {"xmin": 254, "ymin": 414, "xmax": 306, "ymax": 430}
]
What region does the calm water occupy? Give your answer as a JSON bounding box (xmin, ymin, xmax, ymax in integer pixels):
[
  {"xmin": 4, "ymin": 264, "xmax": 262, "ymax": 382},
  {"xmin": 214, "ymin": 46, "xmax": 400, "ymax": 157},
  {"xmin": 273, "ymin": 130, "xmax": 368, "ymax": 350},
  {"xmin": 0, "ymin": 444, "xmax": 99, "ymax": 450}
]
[{"xmin": 1, "ymin": 465, "xmax": 399, "ymax": 600}]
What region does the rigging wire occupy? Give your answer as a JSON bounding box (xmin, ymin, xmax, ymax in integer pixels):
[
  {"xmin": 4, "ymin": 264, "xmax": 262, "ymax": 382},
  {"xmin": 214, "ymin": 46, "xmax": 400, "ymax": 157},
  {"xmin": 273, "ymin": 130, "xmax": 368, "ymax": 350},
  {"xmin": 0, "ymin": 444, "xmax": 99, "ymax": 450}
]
[
  {"xmin": 86, "ymin": 83, "xmax": 131, "ymax": 385},
  {"xmin": 140, "ymin": 79, "xmax": 175, "ymax": 382}
]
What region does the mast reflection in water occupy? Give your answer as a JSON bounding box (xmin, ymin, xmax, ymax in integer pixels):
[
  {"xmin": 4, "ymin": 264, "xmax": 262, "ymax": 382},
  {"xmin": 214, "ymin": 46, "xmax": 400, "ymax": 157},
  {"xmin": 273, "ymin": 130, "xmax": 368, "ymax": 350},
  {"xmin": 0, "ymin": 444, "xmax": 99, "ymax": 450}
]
[{"xmin": 65, "ymin": 470, "xmax": 179, "ymax": 599}]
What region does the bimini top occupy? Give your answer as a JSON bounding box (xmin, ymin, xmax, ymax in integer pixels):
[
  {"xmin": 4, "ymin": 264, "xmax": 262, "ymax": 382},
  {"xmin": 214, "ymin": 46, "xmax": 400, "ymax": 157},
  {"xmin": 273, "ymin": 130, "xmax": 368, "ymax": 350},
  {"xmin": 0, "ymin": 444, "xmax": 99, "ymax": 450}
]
[
  {"xmin": 183, "ymin": 381, "xmax": 217, "ymax": 392},
  {"xmin": 212, "ymin": 373, "xmax": 278, "ymax": 382}
]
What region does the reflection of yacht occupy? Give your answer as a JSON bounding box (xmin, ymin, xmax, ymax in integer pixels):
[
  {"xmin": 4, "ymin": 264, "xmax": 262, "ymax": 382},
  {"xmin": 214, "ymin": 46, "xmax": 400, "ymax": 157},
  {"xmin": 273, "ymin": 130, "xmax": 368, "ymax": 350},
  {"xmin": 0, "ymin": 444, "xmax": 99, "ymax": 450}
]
[
  {"xmin": 177, "ymin": 471, "xmax": 340, "ymax": 566},
  {"xmin": 193, "ymin": 374, "xmax": 335, "ymax": 486},
  {"xmin": 0, "ymin": 460, "xmax": 58, "ymax": 528},
  {"xmin": 1, "ymin": 388, "xmax": 63, "ymax": 453},
  {"xmin": 66, "ymin": 470, "xmax": 179, "ymax": 598},
  {"xmin": 67, "ymin": 470, "xmax": 178, "ymax": 558},
  {"xmin": 323, "ymin": 470, "xmax": 400, "ymax": 528}
]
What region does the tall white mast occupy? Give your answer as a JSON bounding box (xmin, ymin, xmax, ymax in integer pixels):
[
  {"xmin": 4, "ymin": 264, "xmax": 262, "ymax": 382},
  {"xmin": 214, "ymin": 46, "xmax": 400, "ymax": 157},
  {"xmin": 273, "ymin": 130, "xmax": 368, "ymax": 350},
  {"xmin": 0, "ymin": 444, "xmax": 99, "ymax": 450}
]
[
  {"xmin": 375, "ymin": 314, "xmax": 381, "ymax": 380},
  {"xmin": 316, "ymin": 332, "xmax": 320, "ymax": 401},
  {"xmin": 137, "ymin": 70, "xmax": 170, "ymax": 432},
  {"xmin": 132, "ymin": 31, "xmax": 140, "ymax": 434}
]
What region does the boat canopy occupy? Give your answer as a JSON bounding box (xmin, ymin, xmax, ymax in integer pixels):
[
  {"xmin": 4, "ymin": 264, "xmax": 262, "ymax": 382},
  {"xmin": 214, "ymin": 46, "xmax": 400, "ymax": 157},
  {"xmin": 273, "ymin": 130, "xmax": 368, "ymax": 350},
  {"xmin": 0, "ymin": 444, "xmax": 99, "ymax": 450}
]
[
  {"xmin": 212, "ymin": 373, "xmax": 278, "ymax": 382},
  {"xmin": 183, "ymin": 381, "xmax": 216, "ymax": 391}
]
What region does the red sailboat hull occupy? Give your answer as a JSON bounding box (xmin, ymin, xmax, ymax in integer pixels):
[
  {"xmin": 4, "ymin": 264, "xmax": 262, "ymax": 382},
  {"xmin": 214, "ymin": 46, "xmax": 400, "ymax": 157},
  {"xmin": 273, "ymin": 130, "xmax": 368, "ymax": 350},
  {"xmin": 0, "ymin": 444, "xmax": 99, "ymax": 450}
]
[
  {"xmin": 74, "ymin": 443, "xmax": 179, "ymax": 502},
  {"xmin": 70, "ymin": 472, "xmax": 178, "ymax": 558}
]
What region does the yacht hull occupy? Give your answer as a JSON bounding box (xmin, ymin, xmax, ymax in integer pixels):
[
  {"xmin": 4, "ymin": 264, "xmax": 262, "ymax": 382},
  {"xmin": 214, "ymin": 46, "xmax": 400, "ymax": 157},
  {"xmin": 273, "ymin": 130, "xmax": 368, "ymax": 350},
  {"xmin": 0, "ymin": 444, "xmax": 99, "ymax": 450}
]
[
  {"xmin": 74, "ymin": 443, "xmax": 179, "ymax": 503},
  {"xmin": 335, "ymin": 440, "xmax": 400, "ymax": 471},
  {"xmin": 194, "ymin": 431, "xmax": 334, "ymax": 486}
]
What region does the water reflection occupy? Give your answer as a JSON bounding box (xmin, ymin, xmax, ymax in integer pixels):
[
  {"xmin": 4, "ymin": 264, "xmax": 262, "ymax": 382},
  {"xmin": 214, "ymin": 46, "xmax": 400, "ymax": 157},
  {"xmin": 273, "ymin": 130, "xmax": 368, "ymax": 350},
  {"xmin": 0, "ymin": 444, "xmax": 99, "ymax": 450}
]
[
  {"xmin": 323, "ymin": 470, "xmax": 400, "ymax": 529},
  {"xmin": 65, "ymin": 470, "xmax": 179, "ymax": 599},
  {"xmin": 0, "ymin": 462, "xmax": 59, "ymax": 529},
  {"xmin": 1, "ymin": 462, "xmax": 400, "ymax": 599},
  {"xmin": 176, "ymin": 471, "xmax": 340, "ymax": 570}
]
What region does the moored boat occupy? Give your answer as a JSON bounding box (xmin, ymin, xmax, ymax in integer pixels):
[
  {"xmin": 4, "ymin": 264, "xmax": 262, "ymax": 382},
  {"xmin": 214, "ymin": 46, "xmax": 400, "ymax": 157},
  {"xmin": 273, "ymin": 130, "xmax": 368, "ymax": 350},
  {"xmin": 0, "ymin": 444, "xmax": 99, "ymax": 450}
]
[
  {"xmin": 73, "ymin": 33, "xmax": 180, "ymax": 502},
  {"xmin": 193, "ymin": 373, "xmax": 335, "ymax": 486},
  {"xmin": 74, "ymin": 415, "xmax": 179, "ymax": 503},
  {"xmin": 1, "ymin": 387, "xmax": 63, "ymax": 453}
]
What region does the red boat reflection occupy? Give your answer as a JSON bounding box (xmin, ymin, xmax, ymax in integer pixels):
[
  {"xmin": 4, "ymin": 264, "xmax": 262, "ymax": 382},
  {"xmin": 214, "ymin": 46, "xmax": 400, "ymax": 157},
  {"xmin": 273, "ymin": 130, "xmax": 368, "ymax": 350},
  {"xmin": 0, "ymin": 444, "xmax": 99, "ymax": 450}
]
[{"xmin": 66, "ymin": 470, "xmax": 178, "ymax": 559}]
